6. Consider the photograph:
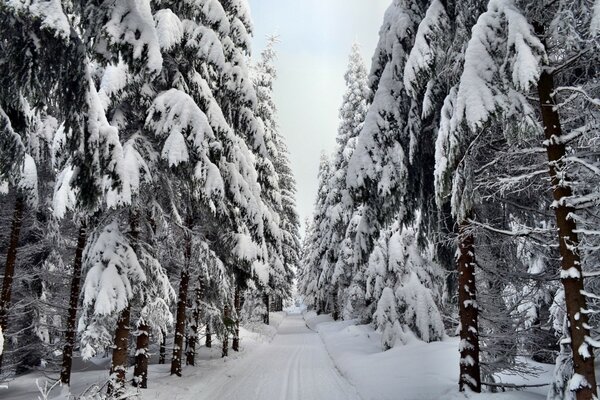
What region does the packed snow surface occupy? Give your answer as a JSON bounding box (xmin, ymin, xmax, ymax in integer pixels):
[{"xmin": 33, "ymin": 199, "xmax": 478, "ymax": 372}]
[
  {"xmin": 3, "ymin": 312, "xmax": 556, "ymax": 400},
  {"xmin": 193, "ymin": 314, "xmax": 361, "ymax": 400}
]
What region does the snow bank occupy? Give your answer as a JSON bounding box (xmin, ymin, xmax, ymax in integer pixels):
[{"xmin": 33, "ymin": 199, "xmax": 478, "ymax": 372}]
[
  {"xmin": 304, "ymin": 313, "xmax": 553, "ymax": 400},
  {"xmin": 241, "ymin": 312, "xmax": 286, "ymax": 342}
]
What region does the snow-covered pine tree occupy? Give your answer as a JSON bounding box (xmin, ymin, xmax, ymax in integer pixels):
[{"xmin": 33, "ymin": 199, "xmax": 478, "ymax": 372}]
[
  {"xmin": 139, "ymin": 0, "xmax": 277, "ymax": 374},
  {"xmin": 527, "ymin": 2, "xmax": 600, "ymax": 398},
  {"xmin": 432, "ymin": 0, "xmax": 600, "ymax": 396},
  {"xmin": 78, "ymin": 218, "xmax": 145, "ymax": 395},
  {"xmin": 368, "ymin": 222, "xmax": 445, "ymax": 349},
  {"xmin": 0, "ymin": 1, "xmax": 131, "ymax": 380},
  {"xmin": 251, "ymin": 36, "xmax": 292, "ymax": 317},
  {"xmin": 317, "ymin": 43, "xmax": 370, "ymax": 321},
  {"xmin": 346, "ymin": 0, "xmax": 422, "ymax": 250},
  {"xmin": 343, "ymin": 5, "xmax": 435, "ymax": 331},
  {"xmin": 299, "ymin": 154, "xmax": 331, "ymax": 313}
]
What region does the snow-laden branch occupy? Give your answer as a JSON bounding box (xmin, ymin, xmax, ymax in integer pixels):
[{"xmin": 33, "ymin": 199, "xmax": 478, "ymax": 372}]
[
  {"xmin": 467, "ymin": 218, "xmax": 551, "ymax": 237},
  {"xmin": 553, "ymin": 86, "xmax": 600, "ymax": 108}
]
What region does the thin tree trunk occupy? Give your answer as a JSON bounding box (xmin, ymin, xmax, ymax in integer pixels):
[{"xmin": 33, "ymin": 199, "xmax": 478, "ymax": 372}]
[
  {"xmin": 232, "ymin": 285, "xmax": 241, "ymax": 352},
  {"xmin": 537, "ymin": 70, "xmax": 597, "ymax": 400},
  {"xmin": 457, "ymin": 222, "xmax": 481, "ymax": 393},
  {"xmin": 59, "ymin": 223, "xmax": 87, "ymax": 385},
  {"xmin": 133, "ymin": 323, "xmax": 150, "ymax": 388},
  {"xmin": 186, "ymin": 286, "xmax": 201, "ymax": 366},
  {"xmin": 108, "ymin": 306, "xmax": 131, "ymax": 395},
  {"xmin": 332, "ymin": 286, "xmax": 340, "ymax": 321},
  {"xmin": 171, "ymin": 267, "xmax": 189, "ymax": 376},
  {"xmin": 0, "ymin": 195, "xmax": 24, "ymax": 372},
  {"xmin": 158, "ymin": 330, "xmax": 166, "ymax": 364},
  {"xmin": 133, "ymin": 212, "xmax": 154, "ymax": 388},
  {"xmin": 205, "ymin": 323, "xmax": 212, "ymax": 348},
  {"xmin": 263, "ymin": 293, "xmax": 270, "ymax": 325},
  {"xmin": 171, "ymin": 226, "xmax": 192, "ymax": 377},
  {"xmin": 222, "ymin": 305, "xmax": 230, "ymax": 358}
]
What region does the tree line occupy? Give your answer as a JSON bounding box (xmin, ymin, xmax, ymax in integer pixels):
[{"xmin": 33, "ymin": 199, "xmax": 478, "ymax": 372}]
[
  {"xmin": 0, "ymin": 1, "xmax": 299, "ymax": 397},
  {"xmin": 299, "ymin": 1, "xmax": 600, "ymax": 399}
]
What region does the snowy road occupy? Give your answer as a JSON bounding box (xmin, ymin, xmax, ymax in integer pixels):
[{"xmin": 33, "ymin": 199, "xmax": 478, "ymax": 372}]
[{"xmin": 196, "ymin": 314, "xmax": 362, "ymax": 400}]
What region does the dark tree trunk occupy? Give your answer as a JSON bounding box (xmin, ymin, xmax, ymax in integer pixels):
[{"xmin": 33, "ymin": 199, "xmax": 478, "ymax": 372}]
[
  {"xmin": 159, "ymin": 330, "xmax": 166, "ymax": 364},
  {"xmin": 222, "ymin": 305, "xmax": 230, "ymax": 358},
  {"xmin": 232, "ymin": 285, "xmax": 241, "ymax": 352},
  {"xmin": 537, "ymin": 70, "xmax": 597, "ymax": 400},
  {"xmin": 186, "ymin": 285, "xmax": 202, "ymax": 366},
  {"xmin": 60, "ymin": 222, "xmax": 87, "ymax": 385},
  {"xmin": 133, "ymin": 211, "xmax": 153, "ymax": 388},
  {"xmin": 263, "ymin": 293, "xmax": 270, "ymax": 325},
  {"xmin": 108, "ymin": 306, "xmax": 131, "ymax": 395},
  {"xmin": 332, "ymin": 286, "xmax": 340, "ymax": 321},
  {"xmin": 205, "ymin": 323, "xmax": 212, "ymax": 348},
  {"xmin": 457, "ymin": 222, "xmax": 481, "ymax": 393},
  {"xmin": 0, "ymin": 196, "xmax": 24, "ymax": 372},
  {"xmin": 171, "ymin": 226, "xmax": 192, "ymax": 376},
  {"xmin": 171, "ymin": 267, "xmax": 190, "ymax": 376},
  {"xmin": 133, "ymin": 323, "xmax": 150, "ymax": 388}
]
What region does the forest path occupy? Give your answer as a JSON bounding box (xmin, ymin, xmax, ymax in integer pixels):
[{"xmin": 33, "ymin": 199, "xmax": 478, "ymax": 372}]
[{"xmin": 198, "ymin": 313, "xmax": 362, "ymax": 400}]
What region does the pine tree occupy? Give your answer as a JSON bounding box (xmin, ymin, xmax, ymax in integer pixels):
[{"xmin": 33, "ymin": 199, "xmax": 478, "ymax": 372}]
[
  {"xmin": 318, "ymin": 43, "xmax": 370, "ymax": 320},
  {"xmin": 299, "ymin": 154, "xmax": 331, "ymax": 313}
]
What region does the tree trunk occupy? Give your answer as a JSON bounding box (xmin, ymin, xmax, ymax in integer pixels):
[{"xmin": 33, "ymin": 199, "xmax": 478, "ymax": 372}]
[
  {"xmin": 222, "ymin": 305, "xmax": 230, "ymax": 358},
  {"xmin": 158, "ymin": 330, "xmax": 166, "ymax": 364},
  {"xmin": 332, "ymin": 286, "xmax": 339, "ymax": 321},
  {"xmin": 59, "ymin": 223, "xmax": 87, "ymax": 385},
  {"xmin": 537, "ymin": 70, "xmax": 597, "ymax": 400},
  {"xmin": 108, "ymin": 306, "xmax": 131, "ymax": 395},
  {"xmin": 232, "ymin": 285, "xmax": 241, "ymax": 352},
  {"xmin": 186, "ymin": 285, "xmax": 202, "ymax": 366},
  {"xmin": 457, "ymin": 222, "xmax": 481, "ymax": 393},
  {"xmin": 263, "ymin": 293, "xmax": 270, "ymax": 325},
  {"xmin": 171, "ymin": 266, "xmax": 189, "ymax": 376},
  {"xmin": 0, "ymin": 195, "xmax": 25, "ymax": 372},
  {"xmin": 133, "ymin": 323, "xmax": 150, "ymax": 388},
  {"xmin": 205, "ymin": 323, "xmax": 212, "ymax": 348}
]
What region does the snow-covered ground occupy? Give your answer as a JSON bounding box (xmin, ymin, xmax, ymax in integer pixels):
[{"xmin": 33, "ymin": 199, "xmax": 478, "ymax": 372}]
[
  {"xmin": 304, "ymin": 311, "xmax": 554, "ymax": 400},
  {"xmin": 3, "ymin": 311, "xmax": 556, "ymax": 400}
]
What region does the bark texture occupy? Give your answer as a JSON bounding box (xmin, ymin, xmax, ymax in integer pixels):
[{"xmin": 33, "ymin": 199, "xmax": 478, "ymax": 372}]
[
  {"xmin": 222, "ymin": 305, "xmax": 230, "ymax": 358},
  {"xmin": 263, "ymin": 293, "xmax": 270, "ymax": 325},
  {"xmin": 232, "ymin": 285, "xmax": 241, "ymax": 352},
  {"xmin": 457, "ymin": 223, "xmax": 481, "ymax": 393},
  {"xmin": 59, "ymin": 223, "xmax": 87, "ymax": 385},
  {"xmin": 186, "ymin": 285, "xmax": 202, "ymax": 366},
  {"xmin": 538, "ymin": 70, "xmax": 597, "ymax": 400},
  {"xmin": 0, "ymin": 196, "xmax": 24, "ymax": 371},
  {"xmin": 159, "ymin": 330, "xmax": 166, "ymax": 364},
  {"xmin": 133, "ymin": 323, "xmax": 150, "ymax": 388},
  {"xmin": 108, "ymin": 306, "xmax": 131, "ymax": 395},
  {"xmin": 205, "ymin": 323, "xmax": 212, "ymax": 348},
  {"xmin": 171, "ymin": 227, "xmax": 192, "ymax": 376},
  {"xmin": 171, "ymin": 267, "xmax": 190, "ymax": 376}
]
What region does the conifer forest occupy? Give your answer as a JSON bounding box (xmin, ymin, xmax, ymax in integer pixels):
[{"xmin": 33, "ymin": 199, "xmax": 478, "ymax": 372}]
[{"xmin": 1, "ymin": 0, "xmax": 600, "ymax": 399}]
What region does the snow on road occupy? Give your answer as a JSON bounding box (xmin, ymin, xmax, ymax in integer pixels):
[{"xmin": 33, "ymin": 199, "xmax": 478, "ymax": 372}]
[{"xmin": 193, "ymin": 314, "xmax": 361, "ymax": 400}]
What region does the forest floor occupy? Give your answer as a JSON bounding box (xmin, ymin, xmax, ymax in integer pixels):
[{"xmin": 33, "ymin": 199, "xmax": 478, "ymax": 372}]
[{"xmin": 2, "ymin": 311, "xmax": 556, "ymax": 400}]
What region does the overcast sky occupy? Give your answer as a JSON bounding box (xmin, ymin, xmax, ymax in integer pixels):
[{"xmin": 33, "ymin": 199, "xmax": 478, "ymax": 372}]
[{"xmin": 248, "ymin": 0, "xmax": 390, "ymax": 235}]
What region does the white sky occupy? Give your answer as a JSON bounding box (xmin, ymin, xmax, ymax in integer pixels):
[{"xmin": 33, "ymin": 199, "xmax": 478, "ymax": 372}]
[{"xmin": 248, "ymin": 0, "xmax": 390, "ymax": 235}]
